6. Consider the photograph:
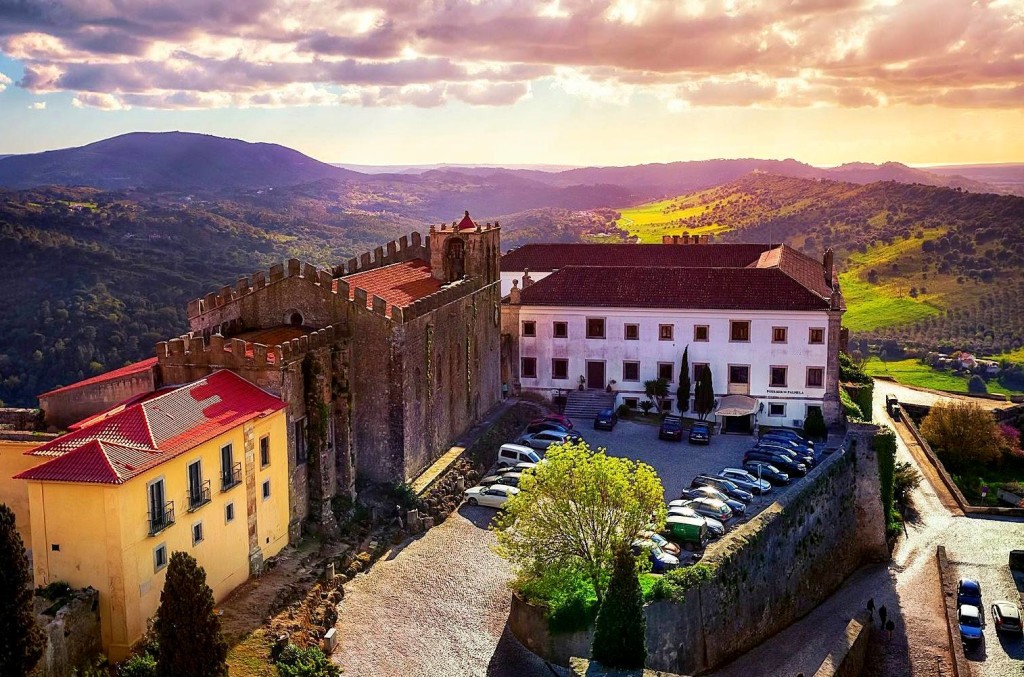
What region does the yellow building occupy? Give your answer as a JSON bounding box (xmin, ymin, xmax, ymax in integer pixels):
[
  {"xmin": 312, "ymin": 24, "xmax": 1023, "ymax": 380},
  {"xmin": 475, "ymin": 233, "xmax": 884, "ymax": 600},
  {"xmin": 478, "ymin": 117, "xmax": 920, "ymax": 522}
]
[
  {"xmin": 17, "ymin": 370, "xmax": 290, "ymax": 661},
  {"xmin": 0, "ymin": 438, "xmax": 48, "ymax": 548}
]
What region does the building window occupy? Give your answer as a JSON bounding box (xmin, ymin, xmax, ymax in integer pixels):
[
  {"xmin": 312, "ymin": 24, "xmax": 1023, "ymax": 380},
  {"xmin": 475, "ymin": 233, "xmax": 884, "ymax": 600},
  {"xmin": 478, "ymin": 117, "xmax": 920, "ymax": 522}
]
[
  {"xmin": 658, "ymin": 324, "xmax": 674, "ymax": 341},
  {"xmin": 623, "ymin": 397, "xmax": 640, "ymax": 409},
  {"xmin": 769, "ymin": 403, "xmax": 786, "ymax": 417},
  {"xmin": 730, "ymin": 321, "xmax": 750, "ymax": 342},
  {"xmin": 770, "ymin": 366, "xmax": 788, "ymax": 388},
  {"xmin": 657, "ymin": 363, "xmax": 674, "ymax": 382},
  {"xmin": 294, "ymin": 419, "xmax": 307, "ymax": 465},
  {"xmin": 192, "ymin": 521, "xmax": 204, "ymax": 546},
  {"xmin": 624, "ymin": 323, "xmax": 640, "ymax": 341},
  {"xmin": 51, "ymin": 544, "xmax": 60, "ymax": 552},
  {"xmin": 807, "ymin": 367, "xmax": 825, "ymax": 388},
  {"xmin": 553, "ymin": 321, "xmax": 568, "ymax": 338},
  {"xmin": 262, "ymin": 480, "xmax": 271, "ymax": 500},
  {"xmin": 694, "ymin": 325, "xmax": 709, "ymax": 342},
  {"xmin": 147, "ymin": 478, "xmax": 172, "ymax": 535},
  {"xmin": 551, "ymin": 359, "xmax": 569, "ymax": 380},
  {"xmin": 225, "ymin": 503, "xmax": 235, "ymax": 523},
  {"xmin": 260, "ymin": 435, "xmax": 270, "ymax": 468},
  {"xmin": 772, "ymin": 327, "xmax": 788, "ymax": 343},
  {"xmin": 154, "ymin": 544, "xmax": 168, "ymax": 572},
  {"xmin": 806, "ymin": 404, "xmax": 823, "ymax": 419},
  {"xmin": 522, "ymin": 321, "xmax": 536, "ymax": 337},
  {"xmin": 622, "ymin": 361, "xmax": 640, "ymax": 382},
  {"xmin": 729, "ymin": 365, "xmax": 750, "ymax": 384},
  {"xmin": 186, "ymin": 460, "xmax": 209, "ymax": 511},
  {"xmin": 521, "ymin": 357, "xmax": 537, "ymax": 378},
  {"xmin": 809, "ymin": 328, "xmax": 825, "ymax": 345},
  {"xmin": 221, "ymin": 443, "xmax": 240, "ymax": 491},
  {"xmin": 586, "ymin": 318, "xmax": 606, "ymax": 339},
  {"xmin": 693, "ymin": 363, "xmax": 709, "ymax": 382}
]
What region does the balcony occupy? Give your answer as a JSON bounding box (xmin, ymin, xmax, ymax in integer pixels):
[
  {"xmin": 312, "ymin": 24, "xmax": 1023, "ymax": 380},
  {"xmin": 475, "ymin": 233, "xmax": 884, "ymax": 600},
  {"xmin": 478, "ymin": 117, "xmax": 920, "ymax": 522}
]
[
  {"xmin": 187, "ymin": 480, "xmax": 212, "ymax": 512},
  {"xmin": 221, "ymin": 462, "xmax": 242, "ymax": 492},
  {"xmin": 149, "ymin": 501, "xmax": 175, "ymax": 536}
]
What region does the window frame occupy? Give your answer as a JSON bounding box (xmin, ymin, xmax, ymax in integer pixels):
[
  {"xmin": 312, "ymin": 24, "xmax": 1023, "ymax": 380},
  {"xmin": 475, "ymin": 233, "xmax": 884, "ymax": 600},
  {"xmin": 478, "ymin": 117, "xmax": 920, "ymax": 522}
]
[
  {"xmin": 809, "ymin": 327, "xmax": 825, "ymax": 345},
  {"xmin": 192, "ymin": 520, "xmax": 204, "ymax": 546},
  {"xmin": 551, "ymin": 358, "xmax": 569, "ymax": 380},
  {"xmin": 657, "ymin": 362, "xmax": 674, "ymax": 382},
  {"xmin": 522, "ymin": 320, "xmax": 536, "ymax": 337},
  {"xmin": 552, "ymin": 321, "xmax": 568, "ymax": 339},
  {"xmin": 729, "ymin": 320, "xmax": 751, "ymax": 343},
  {"xmin": 772, "ymin": 326, "xmax": 788, "ymax": 344},
  {"xmin": 768, "ymin": 402, "xmax": 786, "ymax": 417},
  {"xmin": 658, "ymin": 324, "xmax": 674, "ymax": 341},
  {"xmin": 623, "ymin": 397, "xmax": 640, "ymax": 409},
  {"xmin": 622, "ymin": 361, "xmax": 641, "ymax": 382},
  {"xmin": 806, "ymin": 366, "xmax": 825, "ymax": 388},
  {"xmin": 259, "ymin": 435, "xmax": 270, "ymax": 468},
  {"xmin": 693, "ymin": 325, "xmax": 709, "ymax": 342},
  {"xmin": 586, "ymin": 317, "xmax": 606, "ymax": 339},
  {"xmin": 728, "ymin": 364, "xmax": 750, "ymax": 385},
  {"xmin": 770, "ymin": 365, "xmax": 788, "ymax": 388},
  {"xmin": 521, "ymin": 357, "xmax": 537, "ymax": 379},
  {"xmin": 225, "ymin": 502, "xmax": 235, "ymax": 523},
  {"xmin": 154, "ymin": 544, "xmax": 168, "ymax": 572},
  {"xmin": 262, "ymin": 479, "xmax": 271, "ymax": 501},
  {"xmin": 624, "ymin": 323, "xmax": 640, "ymax": 341}
]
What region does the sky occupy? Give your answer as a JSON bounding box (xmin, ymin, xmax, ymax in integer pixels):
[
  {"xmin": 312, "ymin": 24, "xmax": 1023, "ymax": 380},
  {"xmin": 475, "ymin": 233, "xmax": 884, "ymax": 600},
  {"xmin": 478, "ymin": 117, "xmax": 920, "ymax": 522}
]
[{"xmin": 0, "ymin": 0, "xmax": 1022, "ymax": 167}]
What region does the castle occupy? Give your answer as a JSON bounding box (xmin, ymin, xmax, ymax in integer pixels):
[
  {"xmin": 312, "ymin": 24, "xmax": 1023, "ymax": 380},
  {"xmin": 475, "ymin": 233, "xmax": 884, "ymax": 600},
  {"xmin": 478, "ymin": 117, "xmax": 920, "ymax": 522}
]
[{"xmin": 39, "ymin": 212, "xmax": 502, "ymax": 542}]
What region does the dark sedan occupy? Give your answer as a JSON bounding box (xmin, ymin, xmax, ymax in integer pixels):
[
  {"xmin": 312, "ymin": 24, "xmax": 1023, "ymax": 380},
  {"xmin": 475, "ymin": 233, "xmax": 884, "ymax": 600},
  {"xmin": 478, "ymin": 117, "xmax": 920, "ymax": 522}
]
[
  {"xmin": 755, "ymin": 439, "xmax": 815, "ymax": 466},
  {"xmin": 659, "ymin": 416, "xmax": 684, "ymax": 441},
  {"xmin": 743, "ymin": 461, "xmax": 790, "ymax": 485},
  {"xmin": 957, "ymin": 579, "xmax": 982, "ymax": 607},
  {"xmin": 688, "ymin": 423, "xmax": 710, "ymax": 445},
  {"xmin": 744, "ymin": 449, "xmax": 807, "ymax": 476},
  {"xmin": 594, "ymin": 408, "xmax": 618, "ymax": 430},
  {"xmin": 691, "ymin": 475, "xmax": 753, "ymax": 503}
]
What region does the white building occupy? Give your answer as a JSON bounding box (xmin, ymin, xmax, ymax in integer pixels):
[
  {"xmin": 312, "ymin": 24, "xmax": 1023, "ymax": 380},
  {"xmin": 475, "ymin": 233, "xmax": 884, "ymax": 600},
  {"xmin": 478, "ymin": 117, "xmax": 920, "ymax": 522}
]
[{"xmin": 500, "ymin": 242, "xmax": 844, "ymax": 430}]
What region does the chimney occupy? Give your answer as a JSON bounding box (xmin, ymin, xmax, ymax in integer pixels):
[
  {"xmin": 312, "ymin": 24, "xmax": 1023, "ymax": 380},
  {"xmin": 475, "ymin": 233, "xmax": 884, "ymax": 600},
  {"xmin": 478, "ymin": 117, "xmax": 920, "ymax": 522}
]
[
  {"xmin": 662, "ymin": 235, "xmax": 672, "ymax": 244},
  {"xmin": 823, "ymin": 248, "xmax": 835, "ymax": 287},
  {"xmin": 509, "ymin": 279, "xmax": 521, "ymax": 304}
]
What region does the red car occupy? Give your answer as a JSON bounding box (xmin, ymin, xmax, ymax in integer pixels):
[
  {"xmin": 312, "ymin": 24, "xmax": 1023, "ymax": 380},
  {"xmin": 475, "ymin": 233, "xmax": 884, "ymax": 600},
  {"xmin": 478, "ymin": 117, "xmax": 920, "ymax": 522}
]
[{"xmin": 531, "ymin": 414, "xmax": 573, "ymax": 430}]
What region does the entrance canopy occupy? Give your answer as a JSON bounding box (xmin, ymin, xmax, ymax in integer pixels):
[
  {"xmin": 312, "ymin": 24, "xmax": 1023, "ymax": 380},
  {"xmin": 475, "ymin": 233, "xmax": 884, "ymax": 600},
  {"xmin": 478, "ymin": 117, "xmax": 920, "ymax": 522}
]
[{"xmin": 714, "ymin": 394, "xmax": 759, "ymax": 417}]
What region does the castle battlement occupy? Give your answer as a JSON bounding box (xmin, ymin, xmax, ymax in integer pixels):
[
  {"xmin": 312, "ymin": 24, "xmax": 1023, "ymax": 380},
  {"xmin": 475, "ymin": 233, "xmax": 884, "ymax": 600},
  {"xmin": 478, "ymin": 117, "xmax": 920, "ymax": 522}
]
[
  {"xmin": 186, "ymin": 258, "xmax": 333, "ymax": 320},
  {"xmin": 156, "ymin": 325, "xmax": 344, "ymax": 370},
  {"xmin": 331, "ymin": 231, "xmax": 429, "ymax": 278}
]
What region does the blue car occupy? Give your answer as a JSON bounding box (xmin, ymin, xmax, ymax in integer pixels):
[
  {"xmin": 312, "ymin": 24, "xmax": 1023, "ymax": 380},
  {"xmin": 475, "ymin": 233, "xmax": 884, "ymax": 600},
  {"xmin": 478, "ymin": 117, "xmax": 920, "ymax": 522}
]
[
  {"xmin": 594, "ymin": 408, "xmax": 618, "ymax": 430},
  {"xmin": 689, "ymin": 423, "xmax": 710, "ymax": 445},
  {"xmin": 958, "ymin": 604, "xmax": 984, "ymax": 648},
  {"xmin": 631, "ymin": 539, "xmax": 679, "ymax": 572},
  {"xmin": 957, "ymin": 579, "xmax": 982, "ymax": 607},
  {"xmin": 659, "ymin": 416, "xmax": 683, "ymax": 441}
]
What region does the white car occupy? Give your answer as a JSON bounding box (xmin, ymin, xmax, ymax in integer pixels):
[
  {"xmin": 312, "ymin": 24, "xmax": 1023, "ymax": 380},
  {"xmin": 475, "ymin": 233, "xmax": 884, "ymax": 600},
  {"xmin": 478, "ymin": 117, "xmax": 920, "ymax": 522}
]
[
  {"xmin": 719, "ymin": 468, "xmax": 772, "ymax": 495},
  {"xmin": 464, "ymin": 483, "xmax": 520, "ymax": 508}
]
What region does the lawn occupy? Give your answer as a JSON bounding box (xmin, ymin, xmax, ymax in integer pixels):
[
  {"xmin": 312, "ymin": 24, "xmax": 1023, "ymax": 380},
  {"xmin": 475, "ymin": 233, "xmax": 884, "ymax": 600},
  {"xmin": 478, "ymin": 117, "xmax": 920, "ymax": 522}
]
[
  {"xmin": 863, "ymin": 357, "xmax": 1023, "ymax": 396},
  {"xmin": 838, "ymin": 274, "xmax": 942, "ymax": 332},
  {"xmin": 617, "ymin": 192, "xmax": 734, "ymax": 243}
]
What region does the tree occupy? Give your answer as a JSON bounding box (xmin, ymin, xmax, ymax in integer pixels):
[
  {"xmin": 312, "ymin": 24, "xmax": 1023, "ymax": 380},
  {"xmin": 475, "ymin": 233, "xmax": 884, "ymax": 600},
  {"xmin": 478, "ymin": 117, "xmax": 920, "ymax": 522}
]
[
  {"xmin": 591, "ymin": 546, "xmax": 646, "ymax": 669},
  {"xmin": 677, "ymin": 347, "xmax": 691, "ymax": 414},
  {"xmin": 0, "ymin": 503, "xmax": 43, "ymax": 676},
  {"xmin": 154, "ymin": 552, "xmax": 228, "ymax": 677},
  {"xmin": 920, "ymin": 401, "xmax": 1002, "ymax": 471},
  {"xmin": 643, "ymin": 379, "xmax": 669, "ymax": 413},
  {"xmin": 803, "ymin": 407, "xmax": 827, "ymax": 440},
  {"xmin": 967, "ymin": 374, "xmax": 987, "ymax": 394},
  {"xmin": 495, "ymin": 441, "xmax": 665, "ymax": 603},
  {"xmin": 693, "ymin": 365, "xmax": 715, "ymax": 421}
]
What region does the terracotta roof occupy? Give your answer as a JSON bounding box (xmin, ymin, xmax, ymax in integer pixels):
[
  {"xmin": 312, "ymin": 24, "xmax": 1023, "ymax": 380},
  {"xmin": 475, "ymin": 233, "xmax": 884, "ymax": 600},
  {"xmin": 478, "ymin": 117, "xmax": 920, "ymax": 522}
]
[
  {"xmin": 457, "ymin": 210, "xmax": 476, "ymax": 230},
  {"xmin": 751, "ymin": 246, "xmax": 833, "ymax": 298},
  {"xmin": 39, "ymin": 357, "xmax": 158, "ymax": 398},
  {"xmin": 339, "ymin": 259, "xmax": 442, "ymax": 315},
  {"xmin": 68, "ymin": 387, "xmax": 176, "ymax": 431},
  {"xmin": 17, "ymin": 371, "xmax": 285, "ymax": 485},
  {"xmin": 501, "ymin": 243, "xmax": 773, "ymax": 272},
  {"xmin": 517, "ymin": 266, "xmax": 832, "ymax": 312}
]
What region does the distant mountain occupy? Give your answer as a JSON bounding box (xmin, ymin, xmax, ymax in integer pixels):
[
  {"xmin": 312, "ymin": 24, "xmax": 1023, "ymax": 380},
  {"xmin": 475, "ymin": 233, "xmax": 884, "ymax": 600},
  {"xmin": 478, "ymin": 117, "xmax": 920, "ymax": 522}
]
[
  {"xmin": 0, "ymin": 132, "xmax": 361, "ymax": 191},
  {"xmin": 925, "ymin": 163, "xmax": 1024, "ymax": 196},
  {"xmin": 333, "ymin": 162, "xmax": 578, "ymax": 174},
  {"xmin": 823, "ymin": 161, "xmax": 994, "ymax": 193}
]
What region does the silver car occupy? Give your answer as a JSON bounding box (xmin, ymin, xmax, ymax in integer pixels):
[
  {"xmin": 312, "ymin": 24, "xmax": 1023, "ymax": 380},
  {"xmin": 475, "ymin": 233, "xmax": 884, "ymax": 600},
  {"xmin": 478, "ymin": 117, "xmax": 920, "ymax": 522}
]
[
  {"xmin": 516, "ymin": 429, "xmax": 580, "ymax": 450},
  {"xmin": 719, "ymin": 467, "xmax": 772, "ymax": 495}
]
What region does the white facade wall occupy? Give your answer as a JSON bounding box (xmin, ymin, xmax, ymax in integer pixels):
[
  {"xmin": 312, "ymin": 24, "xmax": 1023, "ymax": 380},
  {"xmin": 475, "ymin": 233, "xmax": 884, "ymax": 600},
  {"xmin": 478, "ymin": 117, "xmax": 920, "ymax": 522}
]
[
  {"xmin": 501, "ymin": 270, "xmax": 552, "ymax": 297},
  {"xmin": 516, "ymin": 305, "xmax": 832, "ymax": 426}
]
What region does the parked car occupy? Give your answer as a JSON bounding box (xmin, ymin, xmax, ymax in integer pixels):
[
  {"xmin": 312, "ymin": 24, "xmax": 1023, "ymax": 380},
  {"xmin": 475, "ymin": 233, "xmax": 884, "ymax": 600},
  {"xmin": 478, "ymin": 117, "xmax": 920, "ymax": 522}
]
[
  {"xmin": 497, "ymin": 444, "xmax": 543, "ymax": 468},
  {"xmin": 761, "ymin": 431, "xmax": 815, "ymax": 453},
  {"xmin": 991, "ymin": 601, "xmax": 1023, "ymax": 634},
  {"xmin": 517, "ymin": 429, "xmax": 582, "ymax": 450},
  {"xmin": 631, "ymin": 539, "xmax": 679, "ymax": 572},
  {"xmin": 464, "ymin": 483, "xmax": 519, "ymax": 508},
  {"xmin": 532, "ymin": 414, "xmax": 574, "ymax": 430},
  {"xmin": 688, "ymin": 423, "xmax": 710, "ymax": 445},
  {"xmin": 761, "ymin": 428, "xmax": 812, "ymax": 448},
  {"xmin": 525, "ymin": 421, "xmax": 571, "ymax": 435},
  {"xmin": 957, "ymin": 579, "xmax": 982, "ymax": 607},
  {"xmin": 958, "ymin": 604, "xmax": 984, "ymax": 648},
  {"xmin": 755, "ymin": 440, "xmax": 815, "ymax": 467},
  {"xmin": 593, "ymin": 408, "xmax": 618, "ymax": 430},
  {"xmin": 659, "ymin": 416, "xmax": 684, "ymax": 441},
  {"xmin": 639, "ymin": 530, "xmax": 682, "ymax": 556},
  {"xmin": 680, "ymin": 486, "xmax": 746, "ymax": 515},
  {"xmin": 496, "ymin": 461, "xmax": 537, "ymax": 475},
  {"xmin": 479, "ymin": 472, "xmax": 522, "ymax": 488},
  {"xmin": 666, "ymin": 505, "xmax": 726, "ymax": 537},
  {"xmin": 743, "ymin": 449, "xmax": 807, "ymax": 476},
  {"xmin": 743, "ymin": 461, "xmax": 790, "ymax": 485},
  {"xmin": 719, "ymin": 468, "xmax": 772, "ymax": 495},
  {"xmin": 691, "ymin": 475, "xmax": 754, "ymax": 503},
  {"xmin": 663, "ymin": 514, "xmax": 710, "ymax": 551},
  {"xmin": 676, "ymin": 497, "xmax": 733, "ymax": 522}
]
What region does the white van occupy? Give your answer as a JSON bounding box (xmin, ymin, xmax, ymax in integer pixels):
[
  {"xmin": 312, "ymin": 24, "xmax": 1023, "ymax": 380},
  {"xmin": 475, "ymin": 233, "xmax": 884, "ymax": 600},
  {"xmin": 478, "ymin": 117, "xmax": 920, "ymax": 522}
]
[{"xmin": 497, "ymin": 443, "xmax": 542, "ymax": 468}]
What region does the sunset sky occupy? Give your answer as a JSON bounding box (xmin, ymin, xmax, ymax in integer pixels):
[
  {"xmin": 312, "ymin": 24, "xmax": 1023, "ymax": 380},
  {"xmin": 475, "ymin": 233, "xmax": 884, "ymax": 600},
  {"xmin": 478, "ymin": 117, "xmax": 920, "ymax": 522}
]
[{"xmin": 1, "ymin": 0, "xmax": 1022, "ymax": 166}]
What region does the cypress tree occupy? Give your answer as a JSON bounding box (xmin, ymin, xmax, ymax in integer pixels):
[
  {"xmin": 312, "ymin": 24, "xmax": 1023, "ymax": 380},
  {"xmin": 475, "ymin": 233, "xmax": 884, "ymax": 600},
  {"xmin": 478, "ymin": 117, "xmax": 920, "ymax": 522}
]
[
  {"xmin": 154, "ymin": 552, "xmax": 227, "ymax": 677},
  {"xmin": 694, "ymin": 365, "xmax": 715, "ymax": 421},
  {"xmin": 591, "ymin": 545, "xmax": 646, "ymax": 669},
  {"xmin": 677, "ymin": 346, "xmax": 691, "ymax": 414},
  {"xmin": 0, "ymin": 503, "xmax": 43, "ymax": 677}
]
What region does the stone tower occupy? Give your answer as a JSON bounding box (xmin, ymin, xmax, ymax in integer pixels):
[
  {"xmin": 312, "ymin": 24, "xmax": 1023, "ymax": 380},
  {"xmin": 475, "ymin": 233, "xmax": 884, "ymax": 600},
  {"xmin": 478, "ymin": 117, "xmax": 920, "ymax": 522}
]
[{"xmin": 429, "ymin": 211, "xmax": 500, "ymax": 285}]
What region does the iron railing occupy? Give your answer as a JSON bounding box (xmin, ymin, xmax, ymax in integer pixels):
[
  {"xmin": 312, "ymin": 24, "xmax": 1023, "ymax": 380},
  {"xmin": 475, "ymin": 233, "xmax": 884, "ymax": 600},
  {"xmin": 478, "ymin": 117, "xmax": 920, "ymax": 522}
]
[
  {"xmin": 221, "ymin": 462, "xmax": 242, "ymax": 491},
  {"xmin": 187, "ymin": 479, "xmax": 212, "ymax": 511},
  {"xmin": 149, "ymin": 501, "xmax": 175, "ymax": 536}
]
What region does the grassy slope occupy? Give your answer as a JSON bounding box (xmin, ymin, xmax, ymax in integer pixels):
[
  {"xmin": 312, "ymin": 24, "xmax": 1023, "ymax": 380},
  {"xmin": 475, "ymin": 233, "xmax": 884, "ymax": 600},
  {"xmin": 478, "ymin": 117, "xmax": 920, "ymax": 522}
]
[
  {"xmin": 863, "ymin": 357, "xmax": 1022, "ymax": 395},
  {"xmin": 618, "ymin": 190, "xmax": 735, "ymax": 243}
]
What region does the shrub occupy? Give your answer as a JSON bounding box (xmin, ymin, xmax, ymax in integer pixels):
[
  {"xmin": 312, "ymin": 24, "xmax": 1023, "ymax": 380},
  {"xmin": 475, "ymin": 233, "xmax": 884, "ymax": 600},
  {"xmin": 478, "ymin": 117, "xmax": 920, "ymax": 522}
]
[
  {"xmin": 616, "ymin": 403, "xmax": 631, "ymax": 419},
  {"xmin": 892, "ymin": 461, "xmax": 922, "ymax": 503},
  {"xmin": 37, "ymin": 580, "xmax": 73, "ymax": 602},
  {"xmin": 803, "ymin": 408, "xmax": 827, "ymax": 440},
  {"xmin": 516, "ymin": 565, "xmax": 600, "ymax": 633},
  {"xmin": 920, "ymin": 401, "xmax": 1002, "ymax": 471},
  {"xmin": 275, "ymin": 645, "xmax": 340, "ymax": 677},
  {"xmin": 118, "ymin": 654, "xmax": 157, "ymax": 677},
  {"xmin": 840, "ymin": 387, "xmax": 864, "ymax": 422},
  {"xmin": 650, "ymin": 563, "xmax": 715, "ymax": 602},
  {"xmin": 153, "ymin": 552, "xmax": 227, "ymax": 677},
  {"xmin": 639, "ymin": 400, "xmax": 654, "ymax": 414},
  {"xmin": 0, "ymin": 503, "xmax": 43, "ymax": 676},
  {"xmin": 968, "ymin": 374, "xmax": 988, "ymax": 394}
]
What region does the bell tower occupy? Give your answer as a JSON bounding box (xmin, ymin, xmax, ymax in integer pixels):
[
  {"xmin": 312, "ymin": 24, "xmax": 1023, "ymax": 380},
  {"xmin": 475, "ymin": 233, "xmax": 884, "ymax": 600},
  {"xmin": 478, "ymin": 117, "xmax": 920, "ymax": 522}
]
[{"xmin": 428, "ymin": 211, "xmax": 500, "ymax": 285}]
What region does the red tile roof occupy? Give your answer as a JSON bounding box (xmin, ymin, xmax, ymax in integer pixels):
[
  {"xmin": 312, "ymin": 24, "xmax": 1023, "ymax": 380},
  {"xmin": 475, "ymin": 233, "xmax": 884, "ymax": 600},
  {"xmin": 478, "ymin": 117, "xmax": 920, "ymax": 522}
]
[
  {"xmin": 339, "ymin": 259, "xmax": 442, "ymax": 315},
  {"xmin": 39, "ymin": 357, "xmax": 158, "ymax": 398},
  {"xmin": 501, "ymin": 243, "xmax": 773, "ymax": 272},
  {"xmin": 751, "ymin": 246, "xmax": 833, "ymax": 298},
  {"xmin": 457, "ymin": 210, "xmax": 476, "ymax": 230},
  {"xmin": 17, "ymin": 371, "xmax": 285, "ymax": 485},
  {"xmin": 517, "ymin": 266, "xmax": 832, "ymax": 312}
]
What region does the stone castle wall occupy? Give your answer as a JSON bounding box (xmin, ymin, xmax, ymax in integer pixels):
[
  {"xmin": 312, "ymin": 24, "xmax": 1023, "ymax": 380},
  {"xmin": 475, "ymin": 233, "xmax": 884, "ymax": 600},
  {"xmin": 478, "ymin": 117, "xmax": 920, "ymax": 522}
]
[{"xmin": 39, "ymin": 367, "xmax": 156, "ymax": 431}]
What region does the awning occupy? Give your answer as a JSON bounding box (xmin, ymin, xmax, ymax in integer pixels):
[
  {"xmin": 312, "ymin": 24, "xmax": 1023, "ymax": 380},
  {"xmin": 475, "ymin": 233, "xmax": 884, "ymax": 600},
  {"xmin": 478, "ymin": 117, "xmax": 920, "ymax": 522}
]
[{"xmin": 714, "ymin": 394, "xmax": 759, "ymax": 417}]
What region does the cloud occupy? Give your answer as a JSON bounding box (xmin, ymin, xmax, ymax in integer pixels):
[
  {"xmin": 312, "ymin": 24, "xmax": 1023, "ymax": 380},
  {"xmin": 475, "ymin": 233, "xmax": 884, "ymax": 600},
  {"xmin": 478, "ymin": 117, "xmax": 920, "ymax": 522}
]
[
  {"xmin": 0, "ymin": 71, "xmax": 10, "ymax": 93},
  {"xmin": 28, "ymin": 101, "xmax": 46, "ymax": 109},
  {"xmin": 1, "ymin": 0, "xmax": 1021, "ymax": 111}
]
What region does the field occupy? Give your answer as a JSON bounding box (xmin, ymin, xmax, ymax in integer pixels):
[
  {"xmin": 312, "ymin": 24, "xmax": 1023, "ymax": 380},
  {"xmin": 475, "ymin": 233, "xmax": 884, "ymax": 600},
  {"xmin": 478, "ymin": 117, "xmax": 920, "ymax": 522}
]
[
  {"xmin": 863, "ymin": 357, "xmax": 1023, "ymax": 396},
  {"xmin": 617, "ymin": 191, "xmax": 735, "ymax": 243}
]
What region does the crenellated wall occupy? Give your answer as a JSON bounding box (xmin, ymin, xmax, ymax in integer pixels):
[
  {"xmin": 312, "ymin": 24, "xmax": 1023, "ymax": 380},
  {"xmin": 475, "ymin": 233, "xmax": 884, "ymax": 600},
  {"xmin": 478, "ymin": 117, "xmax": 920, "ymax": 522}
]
[{"xmin": 330, "ymin": 231, "xmax": 430, "ymax": 278}]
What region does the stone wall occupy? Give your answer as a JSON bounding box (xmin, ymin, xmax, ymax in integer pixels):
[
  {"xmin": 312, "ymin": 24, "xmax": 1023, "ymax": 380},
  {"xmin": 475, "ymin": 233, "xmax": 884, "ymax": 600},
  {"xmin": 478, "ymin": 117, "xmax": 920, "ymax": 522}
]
[
  {"xmin": 0, "ymin": 407, "xmax": 42, "ymax": 431},
  {"xmin": 32, "ymin": 588, "xmax": 102, "ymax": 677},
  {"xmin": 512, "ymin": 425, "xmax": 887, "ymax": 674},
  {"xmin": 39, "ymin": 367, "xmax": 155, "ymax": 430}
]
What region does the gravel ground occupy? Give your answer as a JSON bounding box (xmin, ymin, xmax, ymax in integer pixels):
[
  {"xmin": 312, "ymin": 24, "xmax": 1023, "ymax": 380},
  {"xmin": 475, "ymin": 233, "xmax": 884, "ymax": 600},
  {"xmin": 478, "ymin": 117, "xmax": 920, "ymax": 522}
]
[{"xmin": 333, "ymin": 503, "xmax": 560, "ymax": 677}]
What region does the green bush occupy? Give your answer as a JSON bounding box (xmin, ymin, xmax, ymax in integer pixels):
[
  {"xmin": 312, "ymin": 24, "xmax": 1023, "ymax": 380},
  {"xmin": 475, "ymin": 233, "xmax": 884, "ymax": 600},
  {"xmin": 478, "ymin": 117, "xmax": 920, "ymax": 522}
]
[
  {"xmin": 616, "ymin": 403, "xmax": 632, "ymax": 419},
  {"xmin": 803, "ymin": 408, "xmax": 827, "ymax": 440},
  {"xmin": 118, "ymin": 654, "xmax": 156, "ymax": 677},
  {"xmin": 650, "ymin": 563, "xmax": 715, "ymax": 602},
  {"xmin": 892, "ymin": 461, "xmax": 922, "ymax": 502},
  {"xmin": 840, "ymin": 388, "xmax": 864, "ymax": 422},
  {"xmin": 275, "ymin": 645, "xmax": 340, "ymax": 677},
  {"xmin": 839, "ymin": 352, "xmax": 872, "ymax": 384},
  {"xmin": 37, "ymin": 580, "xmax": 72, "ymax": 602},
  {"xmin": 592, "ymin": 546, "xmax": 646, "ymax": 669},
  {"xmin": 968, "ymin": 374, "xmax": 988, "ymax": 394},
  {"xmin": 516, "ymin": 566, "xmax": 602, "ymax": 633}
]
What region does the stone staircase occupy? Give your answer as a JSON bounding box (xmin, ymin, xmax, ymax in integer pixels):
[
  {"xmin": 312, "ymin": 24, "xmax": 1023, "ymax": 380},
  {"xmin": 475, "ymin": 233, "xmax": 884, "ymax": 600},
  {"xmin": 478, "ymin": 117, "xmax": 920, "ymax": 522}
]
[{"xmin": 563, "ymin": 389, "xmax": 616, "ymax": 420}]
